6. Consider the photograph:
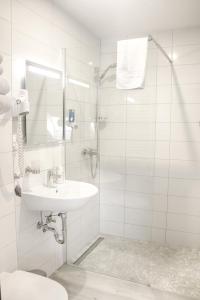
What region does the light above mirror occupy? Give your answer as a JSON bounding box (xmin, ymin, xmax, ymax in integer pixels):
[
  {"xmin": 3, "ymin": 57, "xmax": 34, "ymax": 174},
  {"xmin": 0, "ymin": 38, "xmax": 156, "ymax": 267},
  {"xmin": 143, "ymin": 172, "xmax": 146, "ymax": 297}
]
[
  {"xmin": 28, "ymin": 65, "xmax": 61, "ymax": 79},
  {"xmin": 68, "ymin": 78, "xmax": 90, "ymax": 88}
]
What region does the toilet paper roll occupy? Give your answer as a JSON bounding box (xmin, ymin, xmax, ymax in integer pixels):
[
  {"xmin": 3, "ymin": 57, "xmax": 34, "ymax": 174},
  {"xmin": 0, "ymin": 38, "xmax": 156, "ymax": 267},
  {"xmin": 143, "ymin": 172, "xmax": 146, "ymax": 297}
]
[
  {"xmin": 0, "ymin": 77, "xmax": 10, "ymax": 95},
  {"xmin": 0, "ymin": 95, "xmax": 13, "ymax": 114},
  {"xmin": 0, "ymin": 65, "xmax": 3, "ymax": 75},
  {"xmin": 0, "ymin": 54, "xmax": 3, "ymax": 64}
]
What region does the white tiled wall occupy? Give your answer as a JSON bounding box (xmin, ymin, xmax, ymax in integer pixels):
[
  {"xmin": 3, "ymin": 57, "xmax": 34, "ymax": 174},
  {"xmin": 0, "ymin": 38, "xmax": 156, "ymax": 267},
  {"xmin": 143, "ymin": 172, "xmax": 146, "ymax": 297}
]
[
  {"xmin": 99, "ymin": 27, "xmax": 200, "ymax": 248},
  {"xmin": 0, "ymin": 0, "xmax": 18, "ymax": 273},
  {"xmin": 0, "ymin": 0, "xmax": 100, "ymax": 274}
]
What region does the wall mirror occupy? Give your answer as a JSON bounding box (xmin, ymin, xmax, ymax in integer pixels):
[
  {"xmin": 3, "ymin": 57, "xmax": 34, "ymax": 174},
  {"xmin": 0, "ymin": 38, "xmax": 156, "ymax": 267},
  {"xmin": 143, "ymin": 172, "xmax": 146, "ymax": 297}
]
[{"xmin": 25, "ymin": 61, "xmax": 63, "ymax": 147}]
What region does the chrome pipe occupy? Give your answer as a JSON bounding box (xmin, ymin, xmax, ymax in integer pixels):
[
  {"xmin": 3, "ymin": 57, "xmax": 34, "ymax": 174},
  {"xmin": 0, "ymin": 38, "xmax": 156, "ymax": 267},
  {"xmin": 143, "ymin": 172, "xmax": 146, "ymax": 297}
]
[
  {"xmin": 148, "ymin": 35, "xmax": 173, "ymax": 64},
  {"xmin": 99, "ymin": 63, "xmax": 117, "ymax": 81},
  {"xmin": 37, "ymin": 212, "xmax": 66, "ymax": 245}
]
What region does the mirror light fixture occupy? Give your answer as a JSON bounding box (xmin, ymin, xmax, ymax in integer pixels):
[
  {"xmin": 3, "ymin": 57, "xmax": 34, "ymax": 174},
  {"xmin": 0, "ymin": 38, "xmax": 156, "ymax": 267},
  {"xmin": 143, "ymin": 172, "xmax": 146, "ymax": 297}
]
[
  {"xmin": 68, "ymin": 78, "xmax": 90, "ymax": 89},
  {"xmin": 28, "ymin": 65, "xmax": 61, "ymax": 79}
]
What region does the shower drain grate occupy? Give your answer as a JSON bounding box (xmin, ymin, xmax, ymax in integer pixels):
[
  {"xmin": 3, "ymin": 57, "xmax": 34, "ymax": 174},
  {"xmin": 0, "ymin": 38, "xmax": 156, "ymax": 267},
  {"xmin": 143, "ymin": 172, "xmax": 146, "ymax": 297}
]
[{"xmin": 73, "ymin": 237, "xmax": 104, "ymax": 265}]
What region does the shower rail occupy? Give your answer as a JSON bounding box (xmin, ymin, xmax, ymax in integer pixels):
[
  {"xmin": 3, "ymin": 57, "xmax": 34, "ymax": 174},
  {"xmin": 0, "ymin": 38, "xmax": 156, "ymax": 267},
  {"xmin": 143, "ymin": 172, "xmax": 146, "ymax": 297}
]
[
  {"xmin": 99, "ymin": 34, "xmax": 173, "ymax": 81},
  {"xmin": 148, "ymin": 35, "xmax": 173, "ymax": 64}
]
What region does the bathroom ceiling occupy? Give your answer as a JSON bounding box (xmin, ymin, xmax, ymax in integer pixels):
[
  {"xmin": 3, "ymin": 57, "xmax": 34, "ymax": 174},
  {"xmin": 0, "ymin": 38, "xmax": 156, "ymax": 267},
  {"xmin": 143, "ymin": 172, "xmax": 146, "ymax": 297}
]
[{"xmin": 56, "ymin": 0, "xmax": 200, "ymax": 39}]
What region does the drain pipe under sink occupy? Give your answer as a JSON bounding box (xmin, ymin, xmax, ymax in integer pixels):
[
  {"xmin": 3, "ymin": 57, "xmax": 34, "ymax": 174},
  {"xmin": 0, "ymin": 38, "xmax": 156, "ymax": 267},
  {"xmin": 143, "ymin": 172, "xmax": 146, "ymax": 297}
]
[{"xmin": 37, "ymin": 212, "xmax": 66, "ymax": 245}]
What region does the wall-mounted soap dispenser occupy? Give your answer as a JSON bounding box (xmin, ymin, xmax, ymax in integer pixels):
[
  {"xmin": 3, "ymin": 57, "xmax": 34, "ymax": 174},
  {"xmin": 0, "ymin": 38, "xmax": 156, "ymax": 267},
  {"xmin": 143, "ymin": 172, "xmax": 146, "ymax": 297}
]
[
  {"xmin": 65, "ymin": 109, "xmax": 78, "ymax": 141},
  {"xmin": 68, "ymin": 109, "xmax": 77, "ymax": 128}
]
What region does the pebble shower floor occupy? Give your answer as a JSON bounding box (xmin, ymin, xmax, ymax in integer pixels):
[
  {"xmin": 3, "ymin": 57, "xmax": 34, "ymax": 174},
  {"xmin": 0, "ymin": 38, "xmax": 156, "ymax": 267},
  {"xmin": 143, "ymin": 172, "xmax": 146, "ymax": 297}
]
[{"xmin": 76, "ymin": 235, "xmax": 200, "ymax": 299}]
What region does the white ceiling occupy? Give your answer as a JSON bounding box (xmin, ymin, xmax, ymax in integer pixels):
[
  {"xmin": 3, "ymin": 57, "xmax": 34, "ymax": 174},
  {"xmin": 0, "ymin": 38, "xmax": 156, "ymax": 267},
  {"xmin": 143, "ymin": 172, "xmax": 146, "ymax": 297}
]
[{"xmin": 56, "ymin": 0, "xmax": 200, "ymax": 39}]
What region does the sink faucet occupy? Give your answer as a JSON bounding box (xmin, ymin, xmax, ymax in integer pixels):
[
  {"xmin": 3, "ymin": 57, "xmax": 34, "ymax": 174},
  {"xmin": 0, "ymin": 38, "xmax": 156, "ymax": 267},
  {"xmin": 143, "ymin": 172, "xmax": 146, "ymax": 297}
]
[
  {"xmin": 46, "ymin": 169, "xmax": 57, "ymax": 188},
  {"xmin": 46, "ymin": 167, "xmax": 64, "ymax": 188}
]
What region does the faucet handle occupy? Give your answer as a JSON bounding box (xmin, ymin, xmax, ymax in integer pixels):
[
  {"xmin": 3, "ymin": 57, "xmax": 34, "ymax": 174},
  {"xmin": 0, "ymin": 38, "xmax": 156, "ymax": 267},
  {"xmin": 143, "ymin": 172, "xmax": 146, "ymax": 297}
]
[
  {"xmin": 25, "ymin": 166, "xmax": 40, "ymax": 175},
  {"xmin": 46, "ymin": 214, "xmax": 56, "ymax": 224},
  {"xmin": 46, "ymin": 169, "xmax": 56, "ymax": 188}
]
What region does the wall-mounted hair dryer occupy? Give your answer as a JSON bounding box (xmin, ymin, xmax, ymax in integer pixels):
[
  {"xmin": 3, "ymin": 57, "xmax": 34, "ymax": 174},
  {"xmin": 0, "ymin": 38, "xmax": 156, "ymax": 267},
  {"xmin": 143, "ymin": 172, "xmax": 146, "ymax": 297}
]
[{"xmin": 12, "ymin": 89, "xmax": 30, "ymax": 117}]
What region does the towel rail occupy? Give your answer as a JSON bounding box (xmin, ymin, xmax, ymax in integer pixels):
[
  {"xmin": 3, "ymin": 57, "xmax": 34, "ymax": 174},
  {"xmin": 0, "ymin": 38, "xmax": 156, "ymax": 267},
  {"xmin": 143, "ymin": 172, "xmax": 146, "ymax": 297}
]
[
  {"xmin": 99, "ymin": 35, "xmax": 173, "ymax": 81},
  {"xmin": 148, "ymin": 35, "xmax": 173, "ymax": 64}
]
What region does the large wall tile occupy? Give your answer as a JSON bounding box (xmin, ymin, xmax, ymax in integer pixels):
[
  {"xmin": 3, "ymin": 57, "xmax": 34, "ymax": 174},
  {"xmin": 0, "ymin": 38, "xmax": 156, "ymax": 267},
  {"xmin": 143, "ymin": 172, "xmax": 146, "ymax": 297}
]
[
  {"xmin": 126, "ymin": 123, "xmax": 155, "ymax": 141},
  {"xmin": 173, "ymin": 65, "xmax": 200, "ymax": 85},
  {"xmin": 100, "ymin": 220, "xmax": 124, "ymax": 236},
  {"xmin": 166, "ymin": 230, "xmax": 200, "ymax": 248},
  {"xmin": 170, "ymin": 142, "xmax": 200, "ymax": 161},
  {"xmin": 126, "ymin": 141, "xmax": 155, "ymax": 158},
  {"xmin": 0, "ymin": 18, "xmax": 11, "ymax": 55},
  {"xmin": 173, "ymin": 45, "xmax": 200, "ymax": 65},
  {"xmin": 171, "ymin": 123, "xmax": 200, "ymax": 142},
  {"xmin": 169, "ymin": 178, "xmax": 200, "ymax": 197},
  {"xmin": 172, "ymin": 83, "xmax": 200, "ymax": 103},
  {"xmin": 125, "ymin": 224, "xmax": 151, "ymax": 241},
  {"xmin": 126, "ymin": 158, "xmax": 154, "ymax": 176},
  {"xmin": 0, "ymin": 213, "xmax": 16, "ymax": 249},
  {"xmin": 0, "ymin": 242, "xmax": 17, "ymax": 272},
  {"xmin": 173, "ymin": 28, "xmax": 200, "ymax": 46},
  {"xmin": 101, "ymin": 204, "xmax": 124, "ymax": 223},
  {"xmin": 127, "ymin": 104, "xmax": 156, "ymax": 123},
  {"xmin": 168, "ymin": 195, "xmax": 200, "ymax": 216},
  {"xmin": 167, "ymin": 213, "xmax": 200, "ymax": 234}
]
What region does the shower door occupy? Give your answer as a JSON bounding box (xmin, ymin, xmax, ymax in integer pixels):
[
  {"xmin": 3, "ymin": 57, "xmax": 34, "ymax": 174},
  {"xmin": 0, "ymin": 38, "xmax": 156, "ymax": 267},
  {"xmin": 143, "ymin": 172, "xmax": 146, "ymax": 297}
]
[{"xmin": 63, "ymin": 49, "xmax": 100, "ymax": 264}]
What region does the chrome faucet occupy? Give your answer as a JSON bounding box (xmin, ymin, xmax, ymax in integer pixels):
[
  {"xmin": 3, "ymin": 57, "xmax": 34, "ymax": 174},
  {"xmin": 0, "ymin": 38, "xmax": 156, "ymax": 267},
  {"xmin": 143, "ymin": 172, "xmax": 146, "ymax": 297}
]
[
  {"xmin": 46, "ymin": 167, "xmax": 64, "ymax": 187},
  {"xmin": 46, "ymin": 169, "xmax": 56, "ymax": 188}
]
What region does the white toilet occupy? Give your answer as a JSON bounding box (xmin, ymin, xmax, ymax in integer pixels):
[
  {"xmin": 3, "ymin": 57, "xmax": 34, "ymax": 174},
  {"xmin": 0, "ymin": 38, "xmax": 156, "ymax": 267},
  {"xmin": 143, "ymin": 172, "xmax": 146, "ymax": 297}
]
[{"xmin": 0, "ymin": 270, "xmax": 68, "ymax": 300}]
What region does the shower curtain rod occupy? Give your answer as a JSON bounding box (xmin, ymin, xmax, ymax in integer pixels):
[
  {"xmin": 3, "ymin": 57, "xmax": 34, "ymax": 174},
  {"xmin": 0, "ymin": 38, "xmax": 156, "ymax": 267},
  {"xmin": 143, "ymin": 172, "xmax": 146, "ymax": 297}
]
[{"xmin": 99, "ymin": 35, "xmax": 173, "ymax": 81}]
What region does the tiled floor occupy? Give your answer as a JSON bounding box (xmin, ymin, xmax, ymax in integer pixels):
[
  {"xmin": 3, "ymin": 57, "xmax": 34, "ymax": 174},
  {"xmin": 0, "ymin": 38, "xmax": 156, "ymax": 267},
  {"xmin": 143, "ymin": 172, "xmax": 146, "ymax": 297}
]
[
  {"xmin": 75, "ymin": 235, "xmax": 200, "ymax": 299},
  {"xmin": 52, "ymin": 264, "xmax": 191, "ymax": 300}
]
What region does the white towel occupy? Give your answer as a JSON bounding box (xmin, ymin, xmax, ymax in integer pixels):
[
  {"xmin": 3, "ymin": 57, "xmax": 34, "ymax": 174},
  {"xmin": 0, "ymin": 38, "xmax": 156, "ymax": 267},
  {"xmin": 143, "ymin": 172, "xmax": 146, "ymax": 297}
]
[
  {"xmin": 116, "ymin": 37, "xmax": 148, "ymax": 89},
  {"xmin": 0, "ymin": 271, "xmax": 68, "ymax": 300}
]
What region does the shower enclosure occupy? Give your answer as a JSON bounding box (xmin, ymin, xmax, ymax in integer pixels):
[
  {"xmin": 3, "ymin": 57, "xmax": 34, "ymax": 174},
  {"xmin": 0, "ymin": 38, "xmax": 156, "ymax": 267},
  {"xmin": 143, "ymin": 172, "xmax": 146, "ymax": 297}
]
[{"xmin": 64, "ymin": 31, "xmax": 200, "ymax": 299}]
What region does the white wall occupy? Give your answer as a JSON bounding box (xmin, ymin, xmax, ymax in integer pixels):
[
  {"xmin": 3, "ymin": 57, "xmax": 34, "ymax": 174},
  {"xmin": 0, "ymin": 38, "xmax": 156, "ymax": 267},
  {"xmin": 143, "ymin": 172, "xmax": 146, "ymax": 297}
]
[
  {"xmin": 0, "ymin": 0, "xmax": 18, "ymax": 273},
  {"xmin": 99, "ymin": 27, "xmax": 200, "ymax": 248},
  {"xmin": 0, "ymin": 0, "xmax": 100, "ymax": 274}
]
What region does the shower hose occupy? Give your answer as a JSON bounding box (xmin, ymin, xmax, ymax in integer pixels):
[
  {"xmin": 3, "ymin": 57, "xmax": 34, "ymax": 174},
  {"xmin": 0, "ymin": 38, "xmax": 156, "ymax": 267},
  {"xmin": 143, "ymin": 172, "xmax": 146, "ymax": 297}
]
[{"xmin": 90, "ymin": 152, "xmax": 98, "ymax": 178}]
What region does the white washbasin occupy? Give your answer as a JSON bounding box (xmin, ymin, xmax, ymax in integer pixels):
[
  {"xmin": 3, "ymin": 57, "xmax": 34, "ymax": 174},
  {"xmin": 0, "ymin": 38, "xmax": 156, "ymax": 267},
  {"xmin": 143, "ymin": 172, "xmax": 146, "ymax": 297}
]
[{"xmin": 22, "ymin": 180, "xmax": 98, "ymax": 212}]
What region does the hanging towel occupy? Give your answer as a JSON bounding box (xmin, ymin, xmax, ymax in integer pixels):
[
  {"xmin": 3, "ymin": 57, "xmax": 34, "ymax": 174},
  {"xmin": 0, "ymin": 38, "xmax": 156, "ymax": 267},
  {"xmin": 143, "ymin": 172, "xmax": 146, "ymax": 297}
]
[{"xmin": 116, "ymin": 37, "xmax": 148, "ymax": 89}]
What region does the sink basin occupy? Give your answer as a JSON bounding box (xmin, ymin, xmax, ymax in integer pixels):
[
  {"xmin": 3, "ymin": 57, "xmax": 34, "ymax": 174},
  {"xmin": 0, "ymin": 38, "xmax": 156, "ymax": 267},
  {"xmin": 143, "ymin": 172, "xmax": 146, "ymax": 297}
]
[{"xmin": 22, "ymin": 180, "xmax": 98, "ymax": 212}]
